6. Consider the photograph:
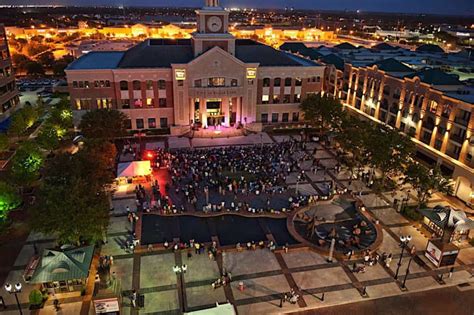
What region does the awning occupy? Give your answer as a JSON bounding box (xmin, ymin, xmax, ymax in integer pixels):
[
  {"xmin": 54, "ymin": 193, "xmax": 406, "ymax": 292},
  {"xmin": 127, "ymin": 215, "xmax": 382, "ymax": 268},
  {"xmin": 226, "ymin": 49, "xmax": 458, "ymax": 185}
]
[{"xmin": 117, "ymin": 161, "xmax": 152, "ymax": 178}]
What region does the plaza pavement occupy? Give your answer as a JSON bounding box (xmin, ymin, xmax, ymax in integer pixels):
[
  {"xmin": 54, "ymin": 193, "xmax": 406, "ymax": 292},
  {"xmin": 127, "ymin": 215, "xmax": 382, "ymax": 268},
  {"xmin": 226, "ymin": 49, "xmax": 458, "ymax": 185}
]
[{"xmin": 0, "ymin": 132, "xmax": 473, "ymax": 315}]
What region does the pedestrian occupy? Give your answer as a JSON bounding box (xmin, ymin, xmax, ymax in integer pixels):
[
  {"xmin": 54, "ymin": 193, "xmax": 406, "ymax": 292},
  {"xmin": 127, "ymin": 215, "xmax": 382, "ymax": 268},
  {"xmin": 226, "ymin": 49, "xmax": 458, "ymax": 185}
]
[{"xmin": 131, "ymin": 289, "xmax": 137, "ymax": 308}]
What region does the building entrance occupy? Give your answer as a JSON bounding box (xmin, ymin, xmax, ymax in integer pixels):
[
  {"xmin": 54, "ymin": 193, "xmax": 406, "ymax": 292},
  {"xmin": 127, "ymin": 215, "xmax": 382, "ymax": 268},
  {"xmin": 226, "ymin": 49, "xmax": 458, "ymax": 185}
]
[{"xmin": 206, "ymin": 99, "xmax": 223, "ymax": 127}]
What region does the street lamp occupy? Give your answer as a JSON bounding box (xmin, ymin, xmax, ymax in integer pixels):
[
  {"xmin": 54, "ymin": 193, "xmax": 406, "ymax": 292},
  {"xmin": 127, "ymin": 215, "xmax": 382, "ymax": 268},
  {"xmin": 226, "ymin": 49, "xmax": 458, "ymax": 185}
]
[
  {"xmin": 173, "ymin": 265, "xmax": 187, "ymax": 312},
  {"xmin": 394, "ymin": 235, "xmax": 411, "ymax": 280},
  {"xmin": 401, "ymin": 245, "xmax": 417, "ymax": 290},
  {"xmin": 4, "ymin": 282, "xmax": 23, "ymax": 315}
]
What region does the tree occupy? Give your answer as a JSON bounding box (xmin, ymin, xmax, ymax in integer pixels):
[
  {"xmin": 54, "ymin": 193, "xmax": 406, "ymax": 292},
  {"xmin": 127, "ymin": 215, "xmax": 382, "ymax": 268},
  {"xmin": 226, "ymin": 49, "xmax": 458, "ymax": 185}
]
[
  {"xmin": 366, "ymin": 127, "xmax": 415, "ymax": 185},
  {"xmin": 37, "ymin": 124, "xmax": 61, "ymax": 151},
  {"xmin": 52, "ymin": 61, "xmax": 68, "ymax": 76},
  {"xmin": 38, "ymin": 51, "xmax": 55, "ymax": 69},
  {"xmin": 30, "ymin": 142, "xmax": 116, "ymax": 244},
  {"xmin": 11, "ymin": 53, "xmax": 31, "ymax": 72},
  {"xmin": 0, "ymin": 134, "xmax": 9, "ymax": 152},
  {"xmin": 0, "ymin": 181, "xmax": 21, "ymax": 222},
  {"xmin": 403, "ymin": 163, "xmax": 453, "ymax": 208},
  {"xmin": 299, "ymin": 93, "xmax": 344, "ymax": 135},
  {"xmin": 31, "ymin": 176, "xmax": 109, "ymax": 245},
  {"xmin": 10, "ymin": 142, "xmax": 43, "ymax": 187},
  {"xmin": 8, "ymin": 104, "xmax": 40, "ymax": 136},
  {"xmin": 25, "ymin": 61, "xmax": 45, "ymax": 76},
  {"xmin": 79, "ymin": 109, "xmax": 128, "ymax": 140}
]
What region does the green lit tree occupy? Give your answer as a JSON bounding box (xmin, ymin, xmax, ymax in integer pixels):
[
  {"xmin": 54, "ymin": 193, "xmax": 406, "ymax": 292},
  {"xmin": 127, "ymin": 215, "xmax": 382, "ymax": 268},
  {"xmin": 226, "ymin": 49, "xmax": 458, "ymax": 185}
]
[
  {"xmin": 10, "ymin": 142, "xmax": 43, "ymax": 187},
  {"xmin": 79, "ymin": 109, "xmax": 128, "ymax": 140},
  {"xmin": 0, "ymin": 181, "xmax": 21, "ymax": 221}
]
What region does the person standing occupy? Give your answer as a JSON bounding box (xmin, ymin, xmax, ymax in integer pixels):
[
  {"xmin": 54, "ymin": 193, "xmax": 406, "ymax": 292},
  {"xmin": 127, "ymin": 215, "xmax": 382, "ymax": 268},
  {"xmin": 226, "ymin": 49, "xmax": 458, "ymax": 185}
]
[{"xmin": 131, "ymin": 289, "xmax": 137, "ymax": 308}]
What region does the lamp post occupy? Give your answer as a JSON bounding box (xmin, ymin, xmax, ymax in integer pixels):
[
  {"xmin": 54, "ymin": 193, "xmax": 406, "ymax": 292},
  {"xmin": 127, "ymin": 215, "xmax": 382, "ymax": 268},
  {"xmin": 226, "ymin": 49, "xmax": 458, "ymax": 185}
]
[
  {"xmin": 401, "ymin": 246, "xmax": 416, "ymax": 289},
  {"xmin": 394, "ymin": 235, "xmax": 411, "ymax": 280},
  {"xmin": 173, "ymin": 265, "xmax": 187, "ymax": 313},
  {"xmin": 4, "ymin": 283, "xmax": 23, "ymax": 315}
]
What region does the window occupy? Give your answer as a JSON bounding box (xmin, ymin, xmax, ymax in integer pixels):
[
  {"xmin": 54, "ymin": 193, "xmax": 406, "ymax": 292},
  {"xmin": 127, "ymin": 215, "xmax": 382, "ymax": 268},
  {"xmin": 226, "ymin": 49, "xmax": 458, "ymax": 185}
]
[
  {"xmin": 247, "ymin": 79, "xmax": 254, "ymax": 85},
  {"xmin": 75, "ymin": 99, "xmax": 81, "ymax": 110},
  {"xmin": 134, "ymin": 99, "xmax": 143, "ymax": 108},
  {"xmin": 283, "ymin": 94, "xmax": 291, "ymax": 103},
  {"xmin": 146, "ymin": 98, "xmax": 153, "ymax": 106},
  {"xmin": 294, "ymin": 94, "xmax": 301, "ymax": 102},
  {"xmin": 263, "ymin": 78, "xmax": 270, "ymax": 87},
  {"xmin": 274, "ymin": 78, "xmax": 281, "ymax": 86},
  {"xmin": 271, "ymin": 113, "xmax": 279, "ymax": 123},
  {"xmin": 84, "ymin": 81, "xmax": 90, "ymax": 88},
  {"xmin": 231, "ymin": 79, "xmax": 238, "ymax": 87},
  {"xmin": 262, "ymin": 94, "xmax": 269, "ymax": 104},
  {"xmin": 292, "ymin": 112, "xmax": 299, "ymax": 122},
  {"xmin": 158, "ymin": 98, "xmax": 167, "ymax": 108},
  {"xmin": 285, "ymin": 78, "xmax": 292, "ymax": 86},
  {"xmin": 158, "ymin": 80, "xmax": 166, "ymax": 89},
  {"xmin": 160, "ymin": 117, "xmax": 168, "ymax": 128},
  {"xmin": 133, "ymin": 80, "xmax": 141, "ymax": 90},
  {"xmin": 78, "ymin": 81, "xmax": 84, "ymax": 88},
  {"xmin": 273, "ymin": 94, "xmax": 280, "ymax": 103},
  {"xmin": 120, "ymin": 81, "xmax": 128, "ymax": 91},
  {"xmin": 146, "ymin": 80, "xmax": 153, "ymax": 90},
  {"xmin": 208, "ymin": 77, "xmax": 225, "ymax": 87},
  {"xmin": 295, "ymin": 78, "xmax": 302, "ymax": 86},
  {"xmin": 177, "ymin": 80, "xmax": 184, "ymax": 87},
  {"xmin": 434, "ymin": 139, "xmax": 443, "ymax": 150},
  {"xmin": 194, "ymin": 79, "xmax": 202, "ymax": 87},
  {"xmin": 136, "ymin": 119, "xmax": 144, "ymax": 129},
  {"xmin": 261, "ymin": 113, "xmax": 268, "ymax": 123},
  {"xmin": 282, "ymin": 113, "xmax": 289, "ymax": 122},
  {"xmin": 105, "ymin": 80, "xmax": 111, "ymax": 87},
  {"xmin": 72, "ymin": 81, "xmax": 78, "ymax": 88},
  {"xmin": 122, "ymin": 99, "xmax": 130, "ymax": 109},
  {"xmin": 125, "ymin": 119, "xmax": 132, "ymax": 129},
  {"xmin": 148, "ymin": 118, "xmax": 156, "ymax": 128}
]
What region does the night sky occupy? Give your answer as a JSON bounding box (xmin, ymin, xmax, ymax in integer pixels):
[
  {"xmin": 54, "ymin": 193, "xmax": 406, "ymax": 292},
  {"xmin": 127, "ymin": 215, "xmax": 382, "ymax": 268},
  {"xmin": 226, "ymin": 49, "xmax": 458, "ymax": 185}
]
[{"xmin": 0, "ymin": 0, "xmax": 473, "ymax": 15}]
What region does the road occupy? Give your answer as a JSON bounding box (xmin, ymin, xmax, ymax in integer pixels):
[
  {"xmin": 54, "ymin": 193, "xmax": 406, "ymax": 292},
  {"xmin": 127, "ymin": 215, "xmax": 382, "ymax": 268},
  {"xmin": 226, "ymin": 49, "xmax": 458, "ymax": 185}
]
[{"xmin": 291, "ymin": 285, "xmax": 474, "ymax": 315}]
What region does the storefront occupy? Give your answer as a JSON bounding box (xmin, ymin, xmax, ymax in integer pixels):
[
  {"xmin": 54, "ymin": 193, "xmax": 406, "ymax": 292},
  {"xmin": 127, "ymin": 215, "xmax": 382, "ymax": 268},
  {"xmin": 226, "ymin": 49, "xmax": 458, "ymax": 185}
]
[{"xmin": 419, "ymin": 206, "xmax": 474, "ymax": 242}]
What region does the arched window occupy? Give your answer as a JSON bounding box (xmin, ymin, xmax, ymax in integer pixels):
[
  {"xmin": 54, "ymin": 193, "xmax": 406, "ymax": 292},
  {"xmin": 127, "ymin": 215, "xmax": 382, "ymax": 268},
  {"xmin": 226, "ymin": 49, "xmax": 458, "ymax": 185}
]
[
  {"xmin": 285, "ymin": 77, "xmax": 292, "ymax": 86},
  {"xmin": 120, "ymin": 81, "xmax": 128, "ymax": 91},
  {"xmin": 263, "ymin": 78, "xmax": 270, "ymax": 87},
  {"xmin": 274, "ymin": 78, "xmax": 281, "ymax": 86},
  {"xmin": 133, "ymin": 80, "xmax": 141, "ymax": 90},
  {"xmin": 231, "ymin": 79, "xmax": 238, "ymax": 87},
  {"xmin": 295, "ymin": 77, "xmax": 302, "ymax": 86}
]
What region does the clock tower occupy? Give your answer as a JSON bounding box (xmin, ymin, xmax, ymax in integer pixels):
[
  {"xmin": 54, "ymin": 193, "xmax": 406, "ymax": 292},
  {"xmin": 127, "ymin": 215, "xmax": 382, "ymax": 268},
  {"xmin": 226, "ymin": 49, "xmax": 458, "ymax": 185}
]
[{"xmin": 192, "ymin": 0, "xmax": 236, "ymax": 56}]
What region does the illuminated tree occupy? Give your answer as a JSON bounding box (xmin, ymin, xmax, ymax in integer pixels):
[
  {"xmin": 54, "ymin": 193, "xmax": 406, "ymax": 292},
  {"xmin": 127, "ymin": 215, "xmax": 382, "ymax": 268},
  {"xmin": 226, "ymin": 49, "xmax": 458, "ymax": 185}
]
[
  {"xmin": 0, "ymin": 181, "xmax": 21, "ymax": 222},
  {"xmin": 403, "ymin": 163, "xmax": 453, "ymax": 208},
  {"xmin": 10, "ymin": 142, "xmax": 43, "ymax": 187}
]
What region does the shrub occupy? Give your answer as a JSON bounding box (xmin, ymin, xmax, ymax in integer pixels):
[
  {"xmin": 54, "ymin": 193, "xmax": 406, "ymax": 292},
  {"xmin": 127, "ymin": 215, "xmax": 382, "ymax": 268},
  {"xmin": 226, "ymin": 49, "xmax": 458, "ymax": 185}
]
[
  {"xmin": 0, "ymin": 181, "xmax": 21, "ymax": 221},
  {"xmin": 400, "ymin": 206, "xmax": 423, "ymax": 221},
  {"xmin": 29, "ymin": 289, "xmax": 44, "ymax": 306}
]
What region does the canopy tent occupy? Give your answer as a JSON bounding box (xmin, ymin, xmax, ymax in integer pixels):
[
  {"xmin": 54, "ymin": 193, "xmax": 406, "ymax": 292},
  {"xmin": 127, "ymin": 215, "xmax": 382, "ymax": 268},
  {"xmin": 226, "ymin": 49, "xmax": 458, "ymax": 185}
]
[
  {"xmin": 116, "ymin": 161, "xmax": 152, "ymax": 178},
  {"xmin": 30, "ymin": 245, "xmax": 94, "ymax": 284}
]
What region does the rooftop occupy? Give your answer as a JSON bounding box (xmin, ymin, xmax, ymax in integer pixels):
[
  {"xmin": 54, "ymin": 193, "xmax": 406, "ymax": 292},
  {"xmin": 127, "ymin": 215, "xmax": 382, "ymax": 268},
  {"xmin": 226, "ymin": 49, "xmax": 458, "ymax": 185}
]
[
  {"xmin": 369, "ymin": 58, "xmax": 414, "ymax": 73},
  {"xmin": 66, "ymin": 51, "xmax": 124, "ymax": 70},
  {"xmin": 68, "ymin": 39, "xmax": 320, "ymax": 70},
  {"xmin": 319, "ymin": 53, "xmax": 345, "ymax": 71},
  {"xmin": 30, "ymin": 245, "xmax": 94, "ymax": 283},
  {"xmin": 405, "ymin": 68, "xmax": 462, "ymax": 86}
]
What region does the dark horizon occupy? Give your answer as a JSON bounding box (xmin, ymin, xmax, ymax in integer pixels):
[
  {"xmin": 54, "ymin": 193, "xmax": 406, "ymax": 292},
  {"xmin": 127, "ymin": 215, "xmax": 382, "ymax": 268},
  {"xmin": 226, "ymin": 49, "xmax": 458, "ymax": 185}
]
[{"xmin": 0, "ymin": 0, "xmax": 473, "ymax": 16}]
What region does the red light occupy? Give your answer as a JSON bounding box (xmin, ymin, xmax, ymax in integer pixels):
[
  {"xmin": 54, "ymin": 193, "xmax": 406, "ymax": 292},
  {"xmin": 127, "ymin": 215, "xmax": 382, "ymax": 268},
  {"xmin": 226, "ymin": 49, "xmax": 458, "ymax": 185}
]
[{"xmin": 147, "ymin": 152, "xmax": 153, "ymax": 158}]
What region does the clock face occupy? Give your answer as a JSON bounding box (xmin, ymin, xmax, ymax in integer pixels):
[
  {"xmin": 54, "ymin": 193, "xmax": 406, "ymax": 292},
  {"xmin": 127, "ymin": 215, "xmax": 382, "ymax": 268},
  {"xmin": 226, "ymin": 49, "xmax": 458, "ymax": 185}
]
[{"xmin": 207, "ymin": 16, "xmax": 223, "ymax": 32}]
